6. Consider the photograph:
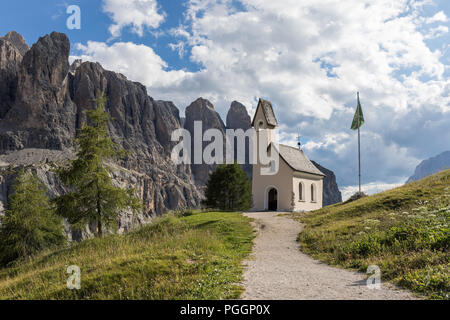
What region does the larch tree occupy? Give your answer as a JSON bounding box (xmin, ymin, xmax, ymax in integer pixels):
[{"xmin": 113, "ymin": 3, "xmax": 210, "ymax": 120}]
[{"xmin": 55, "ymin": 95, "xmax": 141, "ymax": 237}]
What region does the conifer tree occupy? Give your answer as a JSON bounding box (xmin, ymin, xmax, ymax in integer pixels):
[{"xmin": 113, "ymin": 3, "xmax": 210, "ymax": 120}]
[
  {"xmin": 55, "ymin": 95, "xmax": 141, "ymax": 237},
  {"xmin": 0, "ymin": 169, "xmax": 65, "ymax": 266},
  {"xmin": 203, "ymin": 163, "xmax": 252, "ymax": 211}
]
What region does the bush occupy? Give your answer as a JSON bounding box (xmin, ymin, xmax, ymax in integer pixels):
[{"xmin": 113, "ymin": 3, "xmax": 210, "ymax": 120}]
[
  {"xmin": 349, "ymin": 234, "xmax": 383, "ymax": 257},
  {"xmin": 0, "ymin": 169, "xmax": 65, "ymax": 266},
  {"xmin": 346, "ymin": 191, "xmax": 368, "ymax": 203},
  {"xmin": 182, "ymin": 210, "xmax": 195, "ymax": 217},
  {"xmin": 202, "ymin": 163, "xmax": 252, "ymax": 211},
  {"xmin": 400, "ymin": 266, "xmax": 449, "ymax": 299}
]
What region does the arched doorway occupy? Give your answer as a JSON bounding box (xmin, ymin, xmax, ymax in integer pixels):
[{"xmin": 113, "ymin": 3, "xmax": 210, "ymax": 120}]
[{"xmin": 268, "ymin": 188, "xmax": 278, "ymax": 211}]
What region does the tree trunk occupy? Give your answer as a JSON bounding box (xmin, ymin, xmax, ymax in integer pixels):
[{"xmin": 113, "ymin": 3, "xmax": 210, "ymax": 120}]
[
  {"xmin": 97, "ymin": 186, "xmax": 102, "ymax": 237},
  {"xmin": 97, "ymin": 217, "xmax": 102, "ymax": 238}
]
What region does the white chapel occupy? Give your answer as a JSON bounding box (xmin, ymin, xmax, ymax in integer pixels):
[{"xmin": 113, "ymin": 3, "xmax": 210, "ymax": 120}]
[{"xmin": 251, "ymin": 98, "xmax": 325, "ymax": 211}]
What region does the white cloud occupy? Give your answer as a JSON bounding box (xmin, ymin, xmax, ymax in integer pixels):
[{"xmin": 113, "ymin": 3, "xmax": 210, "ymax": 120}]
[
  {"xmin": 424, "ymin": 10, "xmax": 448, "ymax": 24},
  {"xmin": 167, "ymin": 0, "xmax": 449, "ymax": 117},
  {"xmin": 72, "ymin": 41, "xmax": 190, "ymax": 87},
  {"xmin": 340, "ymin": 180, "xmax": 407, "ymax": 201},
  {"xmin": 103, "ymin": 0, "xmax": 165, "ymax": 37},
  {"xmin": 424, "ymin": 25, "xmax": 449, "ymax": 39},
  {"xmin": 169, "ymin": 41, "xmax": 186, "ymax": 58}
]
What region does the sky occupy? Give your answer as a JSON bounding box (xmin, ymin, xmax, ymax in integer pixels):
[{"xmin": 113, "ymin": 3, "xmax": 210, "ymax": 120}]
[{"xmin": 1, "ymin": 0, "xmax": 449, "ymax": 199}]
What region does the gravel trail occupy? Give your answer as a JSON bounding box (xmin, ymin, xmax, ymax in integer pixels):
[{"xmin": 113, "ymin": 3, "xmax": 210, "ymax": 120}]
[{"xmin": 242, "ymin": 211, "xmax": 417, "ymax": 300}]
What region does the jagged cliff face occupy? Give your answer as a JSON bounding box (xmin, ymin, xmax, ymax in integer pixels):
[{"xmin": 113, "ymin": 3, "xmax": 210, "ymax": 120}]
[
  {"xmin": 226, "ymin": 101, "xmax": 252, "ymax": 179},
  {"xmin": 184, "ymin": 99, "xmax": 254, "ymax": 184},
  {"xmin": 184, "ymin": 97, "xmax": 226, "ymax": 186},
  {"xmin": 0, "ymin": 32, "xmax": 77, "ymax": 150},
  {"xmin": 0, "ymin": 31, "xmax": 201, "ymax": 237},
  {"xmin": 406, "ymin": 150, "xmax": 450, "ymax": 183},
  {"xmin": 311, "ymin": 160, "xmax": 342, "ymax": 206},
  {"xmin": 0, "ymin": 31, "xmax": 29, "ymax": 56},
  {"xmin": 0, "ymin": 32, "xmax": 28, "ymax": 119},
  {"xmin": 226, "ymin": 101, "xmax": 251, "ymax": 131}
]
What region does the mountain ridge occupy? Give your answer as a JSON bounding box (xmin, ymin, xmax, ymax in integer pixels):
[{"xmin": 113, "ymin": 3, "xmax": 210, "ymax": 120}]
[
  {"xmin": 0, "ymin": 31, "xmax": 202, "ymax": 239},
  {"xmin": 406, "ymin": 150, "xmax": 450, "ymax": 183}
]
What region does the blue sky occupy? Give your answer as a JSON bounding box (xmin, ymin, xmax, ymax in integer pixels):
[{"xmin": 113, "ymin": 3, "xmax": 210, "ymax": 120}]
[
  {"xmin": 0, "ymin": 0, "xmax": 198, "ymax": 71},
  {"xmin": 1, "ymin": 0, "xmax": 449, "ymax": 198}
]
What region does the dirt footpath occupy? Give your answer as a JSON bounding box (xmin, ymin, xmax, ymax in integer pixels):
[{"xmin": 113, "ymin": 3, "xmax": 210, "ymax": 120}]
[{"xmin": 242, "ymin": 211, "xmax": 417, "ymax": 300}]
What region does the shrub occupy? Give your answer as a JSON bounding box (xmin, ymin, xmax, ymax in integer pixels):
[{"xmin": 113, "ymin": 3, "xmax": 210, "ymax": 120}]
[
  {"xmin": 182, "ymin": 210, "xmax": 195, "ymax": 217},
  {"xmin": 349, "ymin": 234, "xmax": 382, "ymax": 257},
  {"xmin": 346, "ymin": 191, "xmax": 368, "ymax": 203},
  {"xmin": 400, "ymin": 266, "xmax": 449, "ymax": 299},
  {"xmin": 202, "ymin": 163, "xmax": 252, "ymax": 211}
]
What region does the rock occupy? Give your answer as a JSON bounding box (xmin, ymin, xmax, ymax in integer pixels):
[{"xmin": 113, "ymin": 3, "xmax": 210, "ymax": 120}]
[
  {"xmin": 184, "ymin": 97, "xmax": 226, "ymax": 186},
  {"xmin": 0, "ymin": 32, "xmax": 77, "ymax": 150},
  {"xmin": 0, "ymin": 30, "xmax": 29, "ymax": 119},
  {"xmin": 0, "ymin": 148, "xmax": 74, "ymax": 166},
  {"xmin": 226, "ymin": 100, "xmax": 252, "ymax": 179},
  {"xmin": 311, "ymin": 161, "xmax": 342, "ymax": 206},
  {"xmin": 0, "ymin": 31, "xmax": 202, "ymax": 240},
  {"xmin": 0, "ymin": 38, "xmax": 22, "ymax": 118},
  {"xmin": 154, "ymin": 100, "xmax": 182, "ymax": 153},
  {"xmin": 1, "ymin": 31, "xmax": 29, "ymax": 56},
  {"xmin": 69, "ymin": 59, "xmax": 82, "ymax": 75},
  {"xmin": 226, "ymin": 101, "xmax": 251, "ymax": 131},
  {"xmin": 406, "ymin": 150, "xmax": 450, "ymax": 183}
]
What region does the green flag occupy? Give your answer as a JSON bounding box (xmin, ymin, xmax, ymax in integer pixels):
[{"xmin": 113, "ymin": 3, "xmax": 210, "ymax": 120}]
[{"xmin": 351, "ymin": 92, "xmax": 364, "ymax": 130}]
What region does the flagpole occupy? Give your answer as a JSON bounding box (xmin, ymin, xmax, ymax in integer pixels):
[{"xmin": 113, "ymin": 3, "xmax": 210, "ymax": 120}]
[{"xmin": 357, "ymin": 92, "xmax": 361, "ymax": 193}]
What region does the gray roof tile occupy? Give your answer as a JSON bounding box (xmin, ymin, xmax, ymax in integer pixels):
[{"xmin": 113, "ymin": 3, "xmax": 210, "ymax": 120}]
[{"xmin": 274, "ymin": 143, "xmax": 325, "ymax": 176}]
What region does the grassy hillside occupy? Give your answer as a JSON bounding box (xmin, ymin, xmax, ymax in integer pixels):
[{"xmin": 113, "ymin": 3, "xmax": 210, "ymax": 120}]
[
  {"xmin": 0, "ymin": 211, "xmax": 254, "ymax": 299},
  {"xmin": 296, "ymin": 170, "xmax": 449, "ymax": 299}
]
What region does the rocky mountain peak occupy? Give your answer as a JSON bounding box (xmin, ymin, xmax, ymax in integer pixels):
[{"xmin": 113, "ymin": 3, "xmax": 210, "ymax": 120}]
[
  {"xmin": 1, "ymin": 31, "xmax": 29, "ymax": 56},
  {"xmin": 407, "ymin": 150, "xmax": 450, "ymax": 182},
  {"xmin": 0, "ymin": 31, "xmax": 75, "ymax": 150},
  {"xmin": 0, "ymin": 31, "xmax": 202, "ymax": 236},
  {"xmin": 20, "ymin": 32, "xmax": 70, "ymax": 92},
  {"xmin": 225, "ymin": 101, "xmax": 252, "ymax": 179},
  {"xmin": 184, "ymin": 97, "xmax": 226, "ymax": 186},
  {"xmin": 69, "ymin": 59, "xmax": 83, "ymax": 75},
  {"xmin": 0, "ymin": 34, "xmax": 26, "ymax": 119},
  {"xmin": 226, "ymin": 100, "xmax": 251, "ymax": 130},
  {"xmin": 185, "ymin": 97, "xmax": 225, "ymax": 132},
  {"xmin": 192, "ymin": 97, "xmax": 215, "ymax": 111},
  {"xmin": 311, "ymin": 160, "xmax": 342, "ymax": 206}
]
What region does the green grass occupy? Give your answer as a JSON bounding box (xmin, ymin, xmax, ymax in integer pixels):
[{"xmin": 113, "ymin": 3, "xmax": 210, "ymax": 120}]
[
  {"xmin": 0, "ymin": 211, "xmax": 255, "ymax": 300},
  {"xmin": 294, "ymin": 169, "xmax": 449, "ymax": 299}
]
